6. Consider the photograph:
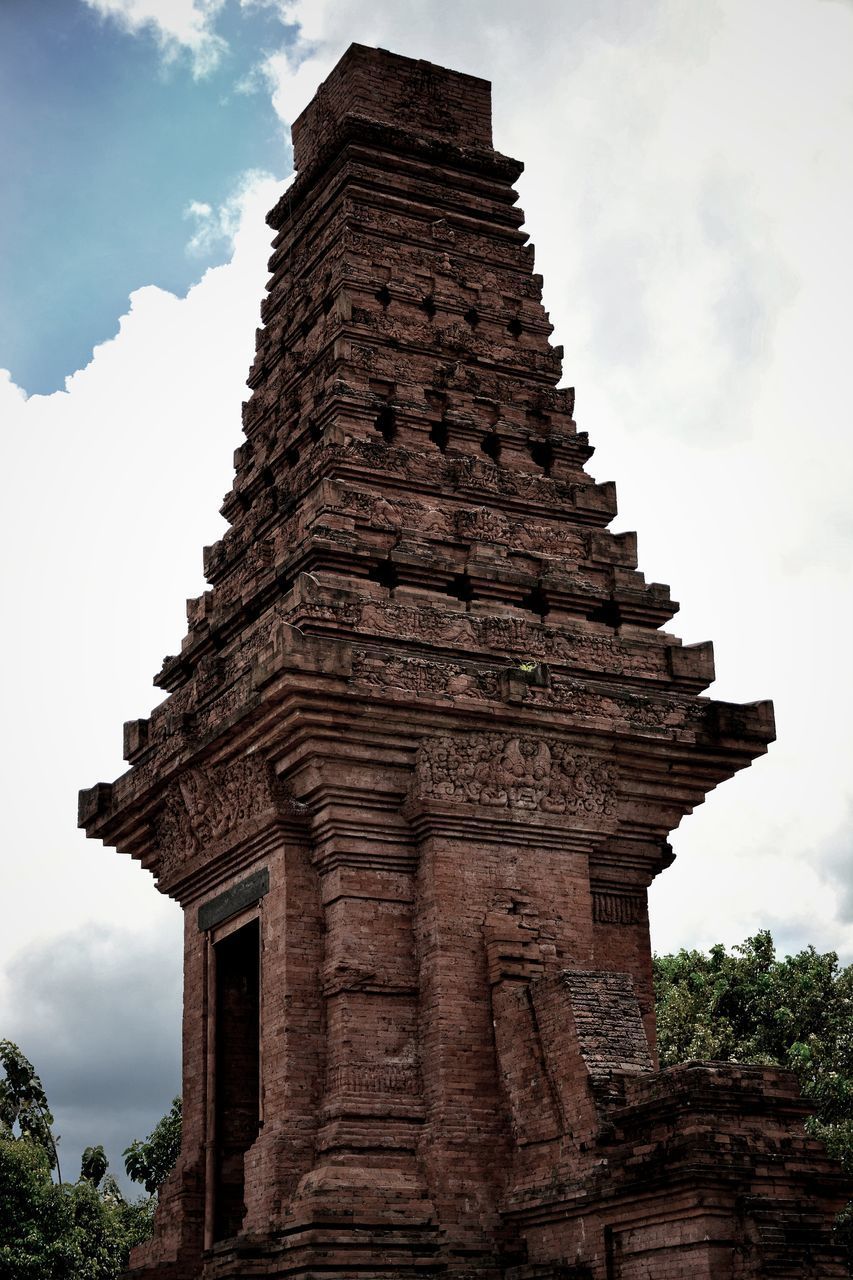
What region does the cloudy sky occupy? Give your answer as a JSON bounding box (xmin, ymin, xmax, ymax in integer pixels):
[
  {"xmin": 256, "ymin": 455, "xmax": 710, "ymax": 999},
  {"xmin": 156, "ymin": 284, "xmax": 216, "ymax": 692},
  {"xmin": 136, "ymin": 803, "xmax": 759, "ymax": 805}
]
[{"xmin": 1, "ymin": 0, "xmax": 852, "ymax": 1192}]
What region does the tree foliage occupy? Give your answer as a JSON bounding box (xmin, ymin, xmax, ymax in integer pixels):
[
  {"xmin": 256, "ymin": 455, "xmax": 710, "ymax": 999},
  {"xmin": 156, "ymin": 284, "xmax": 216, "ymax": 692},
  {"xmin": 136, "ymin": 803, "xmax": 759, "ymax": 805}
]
[
  {"xmin": 0, "ymin": 1039, "xmax": 61, "ymax": 1176},
  {"xmin": 653, "ymin": 929, "xmax": 853, "ymax": 1171},
  {"xmin": 654, "ymin": 931, "xmax": 853, "ymax": 1263},
  {"xmin": 123, "ymin": 1095, "xmax": 182, "ymax": 1194},
  {"xmin": 0, "ymin": 1138, "xmax": 70, "ymax": 1280},
  {"xmin": 0, "ymin": 1135, "xmax": 153, "ymax": 1280},
  {"xmin": 80, "ymin": 1145, "xmax": 109, "ymax": 1188},
  {"xmin": 0, "ymin": 1041, "xmax": 161, "ymax": 1279}
]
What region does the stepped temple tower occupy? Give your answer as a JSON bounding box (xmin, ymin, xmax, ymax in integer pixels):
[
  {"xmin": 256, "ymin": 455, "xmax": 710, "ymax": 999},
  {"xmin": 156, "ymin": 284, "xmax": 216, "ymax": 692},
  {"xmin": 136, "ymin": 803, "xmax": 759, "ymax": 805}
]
[{"xmin": 80, "ymin": 44, "xmax": 849, "ymax": 1280}]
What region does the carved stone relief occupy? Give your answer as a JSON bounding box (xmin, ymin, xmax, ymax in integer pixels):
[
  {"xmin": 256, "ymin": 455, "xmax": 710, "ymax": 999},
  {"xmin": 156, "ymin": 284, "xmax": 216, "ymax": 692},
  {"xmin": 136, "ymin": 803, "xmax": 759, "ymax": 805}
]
[
  {"xmin": 592, "ymin": 892, "xmax": 646, "ymax": 926},
  {"xmin": 351, "ymin": 652, "xmax": 500, "ymax": 699},
  {"xmin": 326, "ymin": 1061, "xmax": 420, "ymax": 1096},
  {"xmin": 412, "ymin": 733, "xmax": 617, "ymax": 817},
  {"xmin": 156, "ymin": 753, "xmax": 302, "ymax": 862},
  {"xmin": 294, "ymin": 594, "xmax": 672, "ymax": 683}
]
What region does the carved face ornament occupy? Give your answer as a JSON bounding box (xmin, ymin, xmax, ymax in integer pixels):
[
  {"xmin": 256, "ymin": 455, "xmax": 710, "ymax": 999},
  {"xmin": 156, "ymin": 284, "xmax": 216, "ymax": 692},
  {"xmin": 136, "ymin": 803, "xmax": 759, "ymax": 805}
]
[{"xmin": 498, "ymin": 739, "xmax": 552, "ymax": 809}]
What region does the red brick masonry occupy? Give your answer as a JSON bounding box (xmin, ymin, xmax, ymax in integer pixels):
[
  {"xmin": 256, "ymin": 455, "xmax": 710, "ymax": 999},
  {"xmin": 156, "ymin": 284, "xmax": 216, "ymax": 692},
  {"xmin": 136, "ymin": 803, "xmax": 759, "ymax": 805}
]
[{"xmin": 80, "ymin": 43, "xmax": 850, "ymax": 1279}]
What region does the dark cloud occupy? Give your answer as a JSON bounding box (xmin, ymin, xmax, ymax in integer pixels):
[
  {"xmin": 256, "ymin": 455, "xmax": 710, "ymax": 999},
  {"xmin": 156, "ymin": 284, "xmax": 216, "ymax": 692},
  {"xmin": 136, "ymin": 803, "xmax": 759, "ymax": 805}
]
[
  {"xmin": 815, "ymin": 804, "xmax": 853, "ymax": 931},
  {"xmin": 1, "ymin": 924, "xmax": 181, "ymax": 1192}
]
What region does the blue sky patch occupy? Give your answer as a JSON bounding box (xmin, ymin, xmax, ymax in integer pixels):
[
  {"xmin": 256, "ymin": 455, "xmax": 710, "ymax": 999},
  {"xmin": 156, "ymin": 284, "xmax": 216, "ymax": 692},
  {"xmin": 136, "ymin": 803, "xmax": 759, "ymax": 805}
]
[{"xmin": 0, "ymin": 0, "xmax": 293, "ymax": 394}]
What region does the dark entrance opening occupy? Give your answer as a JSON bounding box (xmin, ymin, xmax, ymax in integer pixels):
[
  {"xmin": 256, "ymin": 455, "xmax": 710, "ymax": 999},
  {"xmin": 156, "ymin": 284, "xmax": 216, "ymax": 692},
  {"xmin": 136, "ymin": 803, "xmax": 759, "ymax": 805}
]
[{"xmin": 213, "ymin": 918, "xmax": 260, "ymax": 1242}]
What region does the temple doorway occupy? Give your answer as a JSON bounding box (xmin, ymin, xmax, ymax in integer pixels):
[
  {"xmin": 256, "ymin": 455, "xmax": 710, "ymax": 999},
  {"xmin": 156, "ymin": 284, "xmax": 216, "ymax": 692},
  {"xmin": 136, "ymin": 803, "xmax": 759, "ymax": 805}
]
[{"xmin": 213, "ymin": 917, "xmax": 260, "ymax": 1242}]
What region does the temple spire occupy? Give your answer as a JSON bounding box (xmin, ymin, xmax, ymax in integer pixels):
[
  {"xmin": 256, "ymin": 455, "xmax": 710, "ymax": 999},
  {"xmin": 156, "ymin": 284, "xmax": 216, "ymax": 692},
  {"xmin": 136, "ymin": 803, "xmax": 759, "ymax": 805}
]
[{"xmin": 80, "ymin": 44, "xmax": 848, "ymax": 1280}]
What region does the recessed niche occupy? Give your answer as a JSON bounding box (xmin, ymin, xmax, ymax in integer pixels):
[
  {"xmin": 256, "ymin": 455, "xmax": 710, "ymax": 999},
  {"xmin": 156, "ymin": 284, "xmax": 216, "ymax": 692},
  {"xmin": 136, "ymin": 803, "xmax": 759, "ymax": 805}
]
[
  {"xmin": 521, "ymin": 584, "xmax": 550, "ymax": 618},
  {"xmin": 481, "ymin": 432, "xmax": 501, "ymax": 463},
  {"xmin": 368, "ymin": 560, "xmax": 399, "ymax": 590},
  {"xmin": 529, "ymin": 439, "xmax": 554, "ymax": 476},
  {"xmin": 447, "ymin": 573, "xmax": 475, "ymax": 603},
  {"xmin": 430, "ymin": 420, "xmax": 449, "ymax": 452},
  {"xmin": 375, "ymin": 404, "xmax": 397, "ymax": 442},
  {"xmin": 587, "ymin": 600, "xmax": 622, "ymax": 628}
]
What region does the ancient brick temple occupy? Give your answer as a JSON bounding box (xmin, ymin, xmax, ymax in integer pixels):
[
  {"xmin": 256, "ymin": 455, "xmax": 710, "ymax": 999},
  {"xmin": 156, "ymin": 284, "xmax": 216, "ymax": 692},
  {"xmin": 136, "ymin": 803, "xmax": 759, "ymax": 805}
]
[{"xmin": 80, "ymin": 44, "xmax": 849, "ymax": 1280}]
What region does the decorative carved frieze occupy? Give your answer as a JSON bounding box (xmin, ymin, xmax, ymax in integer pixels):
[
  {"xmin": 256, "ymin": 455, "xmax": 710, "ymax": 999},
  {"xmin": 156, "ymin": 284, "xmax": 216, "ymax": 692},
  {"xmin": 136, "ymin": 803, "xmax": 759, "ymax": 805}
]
[
  {"xmin": 338, "ymin": 486, "xmax": 453, "ymax": 537},
  {"xmin": 156, "ymin": 754, "xmax": 302, "ymax": 861},
  {"xmin": 592, "ymin": 891, "xmax": 646, "ymax": 926},
  {"xmin": 298, "ymin": 594, "xmax": 671, "ymax": 682},
  {"xmin": 412, "ymin": 733, "xmax": 617, "ymax": 817},
  {"xmin": 326, "ymin": 1062, "xmax": 420, "ymax": 1095},
  {"xmin": 351, "ymin": 651, "xmax": 500, "ymax": 699}
]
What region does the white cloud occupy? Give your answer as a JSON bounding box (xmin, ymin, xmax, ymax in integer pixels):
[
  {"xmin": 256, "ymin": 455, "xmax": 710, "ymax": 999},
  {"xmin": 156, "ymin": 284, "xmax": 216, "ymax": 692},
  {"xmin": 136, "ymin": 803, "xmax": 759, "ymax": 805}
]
[
  {"xmin": 0, "ymin": 367, "xmax": 27, "ymax": 408},
  {"xmin": 83, "ymin": 0, "xmax": 229, "ymax": 76},
  {"xmin": 182, "ymin": 170, "xmax": 278, "ymax": 254},
  {"xmin": 185, "ymin": 199, "xmax": 213, "ymax": 218}
]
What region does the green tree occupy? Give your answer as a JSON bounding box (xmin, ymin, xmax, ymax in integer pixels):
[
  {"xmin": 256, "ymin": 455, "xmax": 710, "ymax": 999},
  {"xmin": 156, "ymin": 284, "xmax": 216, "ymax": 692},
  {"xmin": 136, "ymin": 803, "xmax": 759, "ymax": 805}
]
[
  {"xmin": 123, "ymin": 1095, "xmax": 182, "ymax": 1195},
  {"xmin": 80, "ymin": 1144, "xmax": 109, "ymax": 1187},
  {"xmin": 0, "ymin": 1039, "xmax": 62, "ymax": 1178},
  {"xmin": 0, "ymin": 1136, "xmax": 155, "ymax": 1280},
  {"xmin": 62, "ymin": 1175, "xmax": 151, "ymax": 1280},
  {"xmin": 654, "ymin": 931, "xmax": 853, "ymax": 1262},
  {"xmin": 0, "ymin": 1041, "xmax": 158, "ymax": 1279},
  {"xmin": 654, "ymin": 930, "xmax": 853, "ymax": 1166},
  {"xmin": 0, "ymin": 1137, "xmax": 71, "ymax": 1280}
]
